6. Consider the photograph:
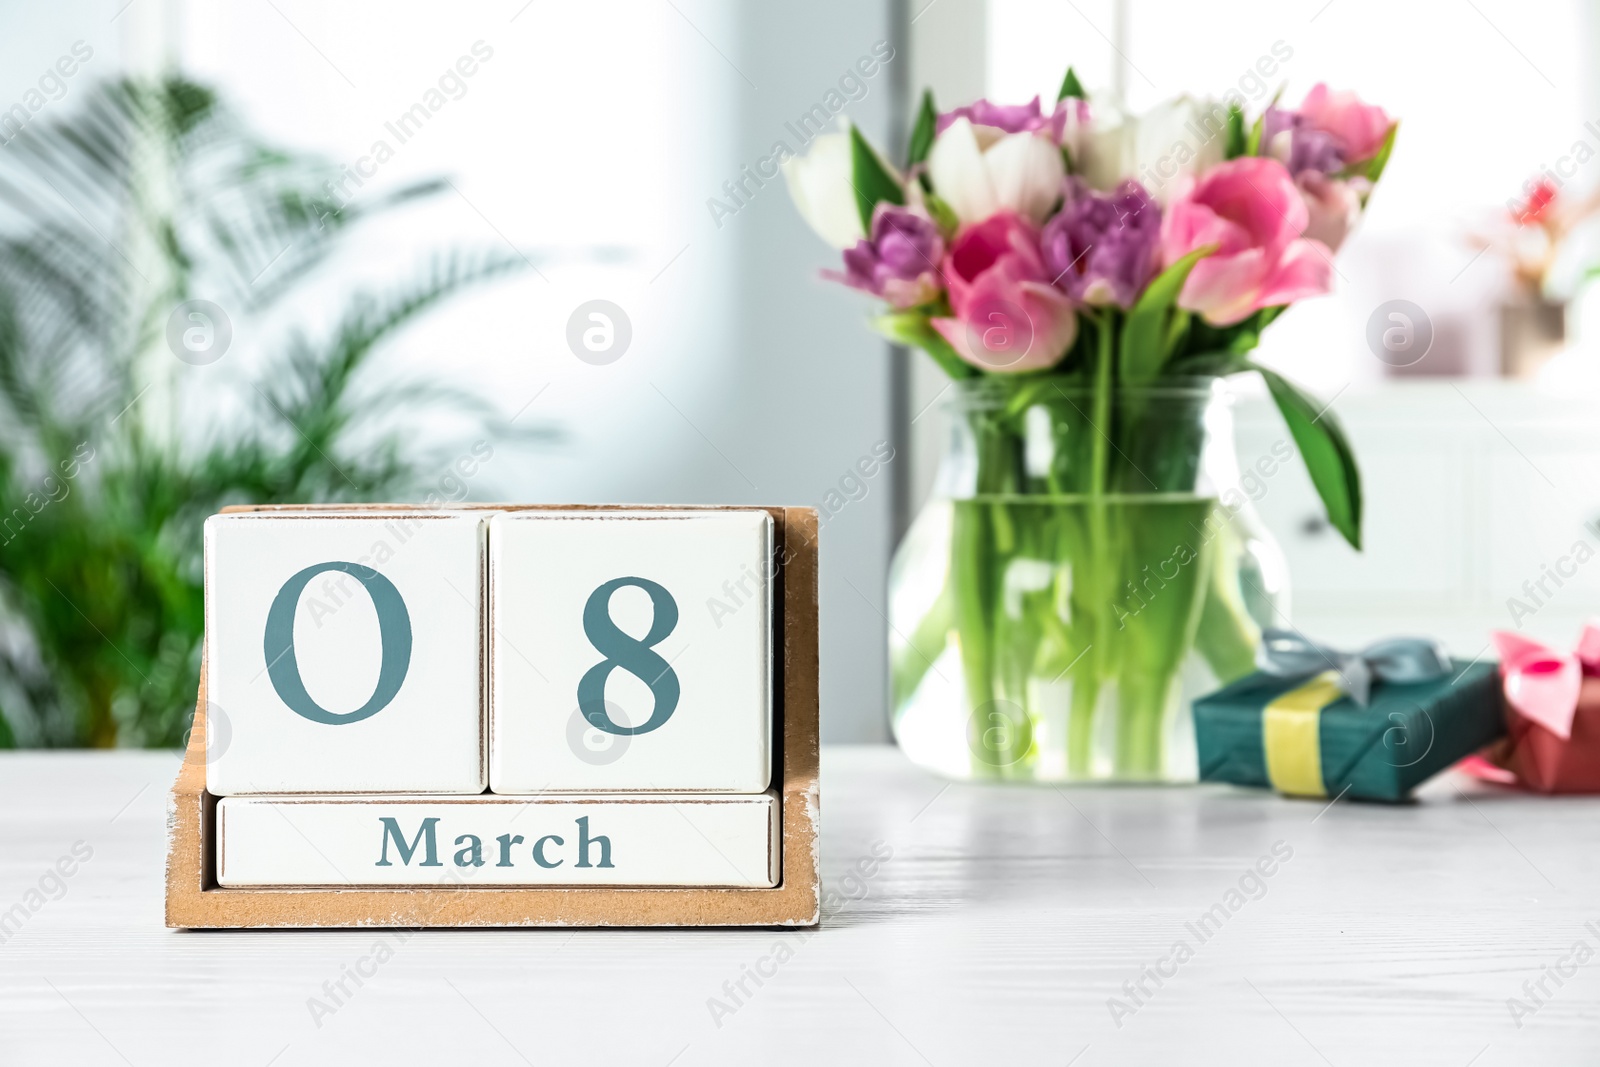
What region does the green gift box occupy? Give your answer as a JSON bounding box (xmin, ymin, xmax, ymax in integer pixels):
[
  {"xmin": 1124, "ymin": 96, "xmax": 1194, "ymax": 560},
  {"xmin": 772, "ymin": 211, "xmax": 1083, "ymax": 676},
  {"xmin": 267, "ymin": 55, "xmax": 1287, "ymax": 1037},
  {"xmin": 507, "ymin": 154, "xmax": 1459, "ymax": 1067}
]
[{"xmin": 1193, "ymin": 656, "xmax": 1505, "ymax": 802}]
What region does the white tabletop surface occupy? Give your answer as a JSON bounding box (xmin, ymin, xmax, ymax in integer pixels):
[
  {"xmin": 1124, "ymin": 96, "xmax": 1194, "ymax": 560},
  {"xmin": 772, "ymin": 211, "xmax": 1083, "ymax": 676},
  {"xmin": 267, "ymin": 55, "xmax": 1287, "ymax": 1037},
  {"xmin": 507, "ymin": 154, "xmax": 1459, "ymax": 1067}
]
[{"xmin": 1, "ymin": 746, "xmax": 1597, "ymax": 1065}]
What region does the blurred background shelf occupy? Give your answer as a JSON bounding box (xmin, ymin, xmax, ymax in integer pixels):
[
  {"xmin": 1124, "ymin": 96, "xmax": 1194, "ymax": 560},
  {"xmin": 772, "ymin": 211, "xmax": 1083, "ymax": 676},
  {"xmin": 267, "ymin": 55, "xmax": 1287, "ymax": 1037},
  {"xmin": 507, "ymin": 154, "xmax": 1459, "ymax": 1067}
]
[{"xmin": 1235, "ymin": 379, "xmax": 1600, "ymax": 655}]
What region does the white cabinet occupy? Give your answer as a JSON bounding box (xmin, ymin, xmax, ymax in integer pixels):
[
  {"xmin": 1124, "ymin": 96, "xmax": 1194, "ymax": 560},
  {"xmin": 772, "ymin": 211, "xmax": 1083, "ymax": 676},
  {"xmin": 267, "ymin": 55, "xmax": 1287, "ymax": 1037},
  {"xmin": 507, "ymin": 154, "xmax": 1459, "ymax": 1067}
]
[
  {"xmin": 1235, "ymin": 381, "xmax": 1600, "ymax": 655},
  {"xmin": 1485, "ymin": 448, "xmax": 1600, "ymax": 599}
]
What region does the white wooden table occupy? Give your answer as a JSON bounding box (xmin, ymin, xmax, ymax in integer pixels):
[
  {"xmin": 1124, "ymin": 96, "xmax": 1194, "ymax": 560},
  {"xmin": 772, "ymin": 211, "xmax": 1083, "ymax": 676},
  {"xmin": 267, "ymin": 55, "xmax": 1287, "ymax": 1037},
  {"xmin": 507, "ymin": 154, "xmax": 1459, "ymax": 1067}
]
[{"xmin": 1, "ymin": 747, "xmax": 1596, "ymax": 1065}]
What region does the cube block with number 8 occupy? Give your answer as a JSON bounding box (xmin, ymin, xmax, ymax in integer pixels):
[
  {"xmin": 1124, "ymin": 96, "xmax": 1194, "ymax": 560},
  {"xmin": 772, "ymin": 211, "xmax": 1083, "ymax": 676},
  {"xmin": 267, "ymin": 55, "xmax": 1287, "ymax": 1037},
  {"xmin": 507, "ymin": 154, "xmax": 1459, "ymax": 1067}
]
[
  {"xmin": 488, "ymin": 510, "xmax": 772, "ymax": 793},
  {"xmin": 204, "ymin": 511, "xmax": 488, "ymax": 795}
]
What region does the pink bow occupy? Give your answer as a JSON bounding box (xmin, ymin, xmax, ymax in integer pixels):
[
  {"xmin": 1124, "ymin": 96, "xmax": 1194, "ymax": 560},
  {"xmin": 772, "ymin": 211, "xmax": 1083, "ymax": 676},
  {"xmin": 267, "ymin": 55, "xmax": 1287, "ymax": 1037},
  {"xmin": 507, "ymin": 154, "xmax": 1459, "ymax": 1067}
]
[{"xmin": 1491, "ymin": 622, "xmax": 1600, "ymax": 740}]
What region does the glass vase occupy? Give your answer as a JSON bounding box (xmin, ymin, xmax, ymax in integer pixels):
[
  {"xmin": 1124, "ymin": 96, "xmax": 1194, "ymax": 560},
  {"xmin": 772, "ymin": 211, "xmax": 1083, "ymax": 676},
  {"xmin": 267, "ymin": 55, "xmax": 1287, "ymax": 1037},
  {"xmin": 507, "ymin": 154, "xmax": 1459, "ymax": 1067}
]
[{"xmin": 889, "ymin": 377, "xmax": 1288, "ymax": 783}]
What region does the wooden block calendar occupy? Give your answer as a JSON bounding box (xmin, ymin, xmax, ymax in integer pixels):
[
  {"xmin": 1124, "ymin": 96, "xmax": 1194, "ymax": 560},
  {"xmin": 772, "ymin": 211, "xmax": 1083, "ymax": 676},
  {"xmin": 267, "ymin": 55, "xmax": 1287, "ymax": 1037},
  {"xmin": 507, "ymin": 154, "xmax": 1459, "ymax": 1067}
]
[{"xmin": 165, "ymin": 503, "xmax": 820, "ymax": 928}]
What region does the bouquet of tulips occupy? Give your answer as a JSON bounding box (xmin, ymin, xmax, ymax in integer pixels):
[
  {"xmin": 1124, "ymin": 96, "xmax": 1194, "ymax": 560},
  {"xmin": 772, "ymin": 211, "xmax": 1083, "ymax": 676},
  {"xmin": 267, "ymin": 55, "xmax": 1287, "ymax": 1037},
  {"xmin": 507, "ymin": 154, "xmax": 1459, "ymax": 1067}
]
[{"xmin": 785, "ymin": 70, "xmax": 1397, "ymax": 780}]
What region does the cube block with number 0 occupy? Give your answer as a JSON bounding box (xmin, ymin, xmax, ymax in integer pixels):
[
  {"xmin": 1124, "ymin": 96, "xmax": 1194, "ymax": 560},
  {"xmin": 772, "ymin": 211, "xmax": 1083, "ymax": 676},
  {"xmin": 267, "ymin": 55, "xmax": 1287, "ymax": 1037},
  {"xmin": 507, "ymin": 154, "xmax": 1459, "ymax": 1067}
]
[
  {"xmin": 487, "ymin": 510, "xmax": 772, "ymax": 793},
  {"xmin": 204, "ymin": 511, "xmax": 488, "ymax": 795}
]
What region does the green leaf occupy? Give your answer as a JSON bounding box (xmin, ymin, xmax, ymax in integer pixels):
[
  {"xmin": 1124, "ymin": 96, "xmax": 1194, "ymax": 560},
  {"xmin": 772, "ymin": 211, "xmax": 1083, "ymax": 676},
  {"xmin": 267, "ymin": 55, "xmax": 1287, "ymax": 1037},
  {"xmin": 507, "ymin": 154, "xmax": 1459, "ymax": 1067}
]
[
  {"xmin": 1365, "ymin": 121, "xmax": 1398, "ymax": 183},
  {"xmin": 1224, "ymin": 103, "xmax": 1247, "ymax": 159},
  {"xmin": 1245, "ymin": 111, "xmax": 1266, "ymax": 156},
  {"xmin": 1222, "ymin": 305, "xmax": 1288, "ymax": 355},
  {"xmin": 850, "ymin": 123, "xmax": 904, "ymax": 233},
  {"xmin": 873, "ymin": 311, "xmax": 978, "ymax": 380},
  {"xmin": 923, "ymin": 191, "xmax": 959, "ymax": 236},
  {"xmin": 1342, "ymin": 121, "xmax": 1398, "ymax": 185},
  {"xmin": 1119, "ymin": 245, "xmax": 1214, "ymax": 385},
  {"xmin": 1057, "ymin": 66, "xmax": 1087, "ymax": 101},
  {"xmin": 1227, "ymin": 329, "xmax": 1260, "ymax": 355},
  {"xmin": 1251, "ymin": 364, "xmax": 1364, "ymax": 550},
  {"xmin": 907, "ymin": 90, "xmax": 937, "ymax": 170},
  {"xmin": 1163, "ymin": 308, "xmax": 1191, "ymax": 360}
]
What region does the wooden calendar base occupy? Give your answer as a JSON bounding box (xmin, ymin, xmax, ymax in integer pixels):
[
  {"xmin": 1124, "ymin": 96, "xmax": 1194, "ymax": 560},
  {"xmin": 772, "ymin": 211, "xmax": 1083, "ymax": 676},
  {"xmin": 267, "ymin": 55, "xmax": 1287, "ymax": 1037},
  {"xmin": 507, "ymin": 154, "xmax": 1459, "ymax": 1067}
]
[{"xmin": 164, "ymin": 504, "xmax": 820, "ymax": 928}]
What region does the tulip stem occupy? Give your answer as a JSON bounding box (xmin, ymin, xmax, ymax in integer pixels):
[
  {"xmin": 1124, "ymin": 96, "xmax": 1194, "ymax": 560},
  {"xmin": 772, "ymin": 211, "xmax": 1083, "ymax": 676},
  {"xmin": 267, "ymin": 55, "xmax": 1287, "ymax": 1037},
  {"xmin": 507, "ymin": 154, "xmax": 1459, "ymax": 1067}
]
[
  {"xmin": 1090, "ymin": 311, "xmax": 1113, "ymax": 499},
  {"xmin": 1067, "ymin": 313, "xmax": 1117, "ymax": 775}
]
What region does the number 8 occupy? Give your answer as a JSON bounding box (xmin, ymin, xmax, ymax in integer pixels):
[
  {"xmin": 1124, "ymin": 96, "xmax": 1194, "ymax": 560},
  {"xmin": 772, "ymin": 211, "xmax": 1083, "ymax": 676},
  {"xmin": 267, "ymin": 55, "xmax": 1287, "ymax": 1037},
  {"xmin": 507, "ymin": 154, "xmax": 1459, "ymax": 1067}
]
[{"xmin": 577, "ymin": 576, "xmax": 680, "ymax": 736}]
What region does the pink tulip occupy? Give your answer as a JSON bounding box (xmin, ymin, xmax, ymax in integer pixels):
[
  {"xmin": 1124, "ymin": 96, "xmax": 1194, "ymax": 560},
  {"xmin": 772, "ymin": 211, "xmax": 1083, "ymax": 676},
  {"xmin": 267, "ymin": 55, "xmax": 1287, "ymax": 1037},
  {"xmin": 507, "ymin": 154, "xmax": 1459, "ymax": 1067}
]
[
  {"xmin": 1297, "ymin": 83, "xmax": 1392, "ymax": 164},
  {"xmin": 1162, "ymin": 157, "xmax": 1334, "ymax": 327},
  {"xmin": 932, "ymin": 212, "xmax": 1078, "ymax": 373}
]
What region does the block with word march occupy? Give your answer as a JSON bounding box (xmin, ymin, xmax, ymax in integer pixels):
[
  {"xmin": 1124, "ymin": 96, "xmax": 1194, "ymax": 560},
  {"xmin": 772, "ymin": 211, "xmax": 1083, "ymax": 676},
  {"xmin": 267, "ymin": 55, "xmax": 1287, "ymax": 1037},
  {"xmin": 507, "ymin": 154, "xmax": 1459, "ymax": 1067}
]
[
  {"xmin": 170, "ymin": 504, "xmax": 816, "ymax": 928},
  {"xmin": 215, "ymin": 793, "xmax": 779, "ymax": 887},
  {"xmin": 204, "ymin": 510, "xmax": 489, "ymax": 795}
]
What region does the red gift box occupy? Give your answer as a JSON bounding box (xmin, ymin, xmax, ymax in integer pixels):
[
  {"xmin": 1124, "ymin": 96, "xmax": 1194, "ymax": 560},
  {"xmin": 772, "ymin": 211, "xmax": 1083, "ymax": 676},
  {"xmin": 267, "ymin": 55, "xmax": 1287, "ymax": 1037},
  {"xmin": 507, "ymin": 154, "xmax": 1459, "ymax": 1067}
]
[{"xmin": 1468, "ymin": 626, "xmax": 1600, "ymax": 794}]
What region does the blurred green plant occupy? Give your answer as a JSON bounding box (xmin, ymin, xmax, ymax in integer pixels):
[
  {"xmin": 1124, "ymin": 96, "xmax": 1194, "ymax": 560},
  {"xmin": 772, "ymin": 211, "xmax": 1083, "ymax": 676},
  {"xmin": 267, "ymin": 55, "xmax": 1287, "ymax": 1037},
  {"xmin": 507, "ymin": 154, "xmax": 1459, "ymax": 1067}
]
[{"xmin": 0, "ymin": 78, "xmax": 531, "ymax": 748}]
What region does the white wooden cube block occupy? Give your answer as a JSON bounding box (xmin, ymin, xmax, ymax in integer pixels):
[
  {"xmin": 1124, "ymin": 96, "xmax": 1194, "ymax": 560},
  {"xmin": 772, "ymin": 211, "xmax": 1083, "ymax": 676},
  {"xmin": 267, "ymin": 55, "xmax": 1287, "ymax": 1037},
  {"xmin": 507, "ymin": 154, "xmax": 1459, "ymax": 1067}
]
[
  {"xmin": 488, "ymin": 510, "xmax": 772, "ymax": 793},
  {"xmin": 214, "ymin": 792, "xmax": 779, "ymax": 887},
  {"xmin": 205, "ymin": 511, "xmax": 487, "ymax": 795}
]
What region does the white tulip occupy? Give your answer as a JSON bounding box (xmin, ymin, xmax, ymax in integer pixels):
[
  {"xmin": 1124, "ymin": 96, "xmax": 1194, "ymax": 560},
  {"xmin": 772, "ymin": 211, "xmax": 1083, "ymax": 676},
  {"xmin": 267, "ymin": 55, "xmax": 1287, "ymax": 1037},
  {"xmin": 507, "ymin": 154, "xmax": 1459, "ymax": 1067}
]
[
  {"xmin": 782, "ymin": 133, "xmax": 865, "ymax": 249},
  {"xmin": 925, "ymin": 119, "xmax": 994, "ymax": 222},
  {"xmin": 1079, "ymin": 95, "xmax": 1229, "ymax": 202},
  {"xmin": 985, "ymin": 132, "xmax": 1067, "ymax": 224},
  {"xmin": 926, "ymin": 117, "xmax": 1065, "ymax": 226}
]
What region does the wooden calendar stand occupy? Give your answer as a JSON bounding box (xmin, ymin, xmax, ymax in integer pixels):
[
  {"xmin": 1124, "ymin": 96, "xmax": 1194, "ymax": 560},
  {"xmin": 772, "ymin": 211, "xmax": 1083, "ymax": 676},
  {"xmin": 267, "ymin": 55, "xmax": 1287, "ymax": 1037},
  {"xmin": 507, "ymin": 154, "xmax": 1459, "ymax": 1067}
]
[{"xmin": 165, "ymin": 504, "xmax": 820, "ymax": 928}]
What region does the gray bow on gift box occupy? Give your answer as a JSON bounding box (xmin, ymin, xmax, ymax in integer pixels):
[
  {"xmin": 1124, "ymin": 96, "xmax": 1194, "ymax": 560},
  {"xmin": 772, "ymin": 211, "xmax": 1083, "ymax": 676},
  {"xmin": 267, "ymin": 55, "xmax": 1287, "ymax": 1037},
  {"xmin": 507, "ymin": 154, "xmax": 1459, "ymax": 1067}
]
[{"xmin": 1255, "ymin": 630, "xmax": 1452, "ymax": 707}]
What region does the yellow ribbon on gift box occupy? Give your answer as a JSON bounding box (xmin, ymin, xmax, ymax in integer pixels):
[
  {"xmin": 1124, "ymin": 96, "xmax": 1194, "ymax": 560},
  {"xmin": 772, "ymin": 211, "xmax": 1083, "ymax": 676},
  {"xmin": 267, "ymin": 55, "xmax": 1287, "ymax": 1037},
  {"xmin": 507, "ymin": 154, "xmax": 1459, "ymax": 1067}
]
[{"xmin": 1262, "ymin": 670, "xmax": 1347, "ymax": 797}]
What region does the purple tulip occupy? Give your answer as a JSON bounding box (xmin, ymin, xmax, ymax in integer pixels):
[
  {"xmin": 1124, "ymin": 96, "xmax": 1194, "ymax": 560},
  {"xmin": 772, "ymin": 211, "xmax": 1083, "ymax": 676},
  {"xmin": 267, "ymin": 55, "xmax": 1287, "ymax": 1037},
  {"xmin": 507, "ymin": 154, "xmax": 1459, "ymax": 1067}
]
[
  {"xmin": 826, "ymin": 205, "xmax": 945, "ymax": 309},
  {"xmin": 1039, "ymin": 179, "xmax": 1161, "ymax": 309},
  {"xmin": 1262, "ymin": 106, "xmax": 1345, "ymax": 177},
  {"xmin": 937, "ymin": 95, "xmax": 1053, "ymax": 136}
]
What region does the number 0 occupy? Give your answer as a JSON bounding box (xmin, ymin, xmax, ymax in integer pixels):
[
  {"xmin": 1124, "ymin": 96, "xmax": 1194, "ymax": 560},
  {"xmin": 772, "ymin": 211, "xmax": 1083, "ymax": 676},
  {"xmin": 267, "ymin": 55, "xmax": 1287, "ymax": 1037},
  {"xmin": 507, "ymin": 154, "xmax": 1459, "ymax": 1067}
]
[{"xmin": 263, "ymin": 561, "xmax": 412, "ymax": 725}]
